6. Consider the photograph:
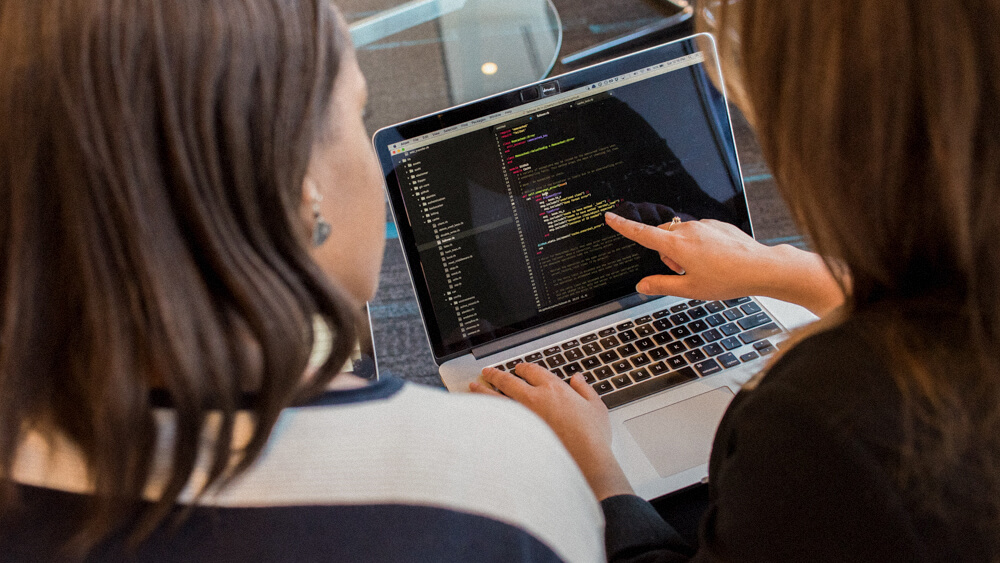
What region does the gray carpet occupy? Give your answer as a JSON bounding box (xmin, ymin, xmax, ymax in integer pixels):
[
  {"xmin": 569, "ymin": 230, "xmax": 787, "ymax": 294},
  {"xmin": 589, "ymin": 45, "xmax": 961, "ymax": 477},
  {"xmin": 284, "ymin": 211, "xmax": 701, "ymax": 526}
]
[{"xmin": 343, "ymin": 0, "xmax": 802, "ymax": 387}]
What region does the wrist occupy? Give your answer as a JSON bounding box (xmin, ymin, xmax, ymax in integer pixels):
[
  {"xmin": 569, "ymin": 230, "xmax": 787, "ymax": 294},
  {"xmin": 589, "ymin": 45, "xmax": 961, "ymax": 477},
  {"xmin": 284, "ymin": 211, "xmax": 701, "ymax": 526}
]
[
  {"xmin": 751, "ymin": 244, "xmax": 844, "ymax": 316},
  {"xmin": 583, "ymin": 450, "xmax": 635, "ymax": 501}
]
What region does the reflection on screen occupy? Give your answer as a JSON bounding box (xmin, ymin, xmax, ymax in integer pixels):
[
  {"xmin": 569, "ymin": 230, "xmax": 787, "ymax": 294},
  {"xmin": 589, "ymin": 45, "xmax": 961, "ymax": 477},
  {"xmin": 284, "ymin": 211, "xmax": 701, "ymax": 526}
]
[{"xmin": 391, "ymin": 55, "xmax": 749, "ymax": 355}]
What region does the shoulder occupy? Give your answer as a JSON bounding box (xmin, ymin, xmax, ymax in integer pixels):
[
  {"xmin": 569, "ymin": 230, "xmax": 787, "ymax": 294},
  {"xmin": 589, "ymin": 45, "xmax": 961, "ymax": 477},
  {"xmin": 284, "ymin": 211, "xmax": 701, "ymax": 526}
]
[
  {"xmin": 701, "ymin": 317, "xmax": 923, "ymax": 560},
  {"xmin": 215, "ymin": 379, "xmax": 605, "ymax": 563}
]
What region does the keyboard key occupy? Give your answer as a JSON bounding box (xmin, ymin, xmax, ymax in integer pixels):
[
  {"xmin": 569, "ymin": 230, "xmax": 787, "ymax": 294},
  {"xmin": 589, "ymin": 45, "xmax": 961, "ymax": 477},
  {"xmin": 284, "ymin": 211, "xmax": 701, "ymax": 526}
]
[
  {"xmin": 670, "ymin": 303, "xmax": 689, "ymax": 313},
  {"xmin": 616, "ymin": 321, "xmax": 635, "ymax": 331},
  {"xmin": 666, "ymin": 341, "xmax": 686, "ymax": 355},
  {"xmin": 669, "ymin": 326, "xmax": 692, "ymax": 339},
  {"xmin": 582, "ymin": 342, "xmax": 602, "ymax": 355},
  {"xmin": 492, "ymin": 365, "xmax": 505, "ymax": 371},
  {"xmin": 689, "ymin": 320, "xmax": 709, "ymax": 333},
  {"xmin": 667, "ymin": 355, "xmax": 688, "ymax": 369},
  {"xmin": 738, "ymin": 312, "xmax": 772, "ymax": 330},
  {"xmin": 611, "ymin": 360, "xmax": 632, "ymax": 374},
  {"xmin": 599, "ymin": 350, "xmax": 620, "ymax": 363},
  {"xmin": 546, "ymin": 354, "xmax": 566, "ymax": 368},
  {"xmin": 705, "ymin": 301, "xmax": 725, "ymax": 313},
  {"xmin": 594, "ymin": 366, "xmax": 615, "ymax": 380},
  {"xmin": 636, "ymin": 315, "xmax": 653, "ymax": 325},
  {"xmin": 720, "ymin": 323, "xmax": 741, "ymax": 336},
  {"xmin": 720, "ymin": 336, "xmax": 742, "ymax": 350},
  {"xmin": 703, "ymin": 343, "xmax": 724, "ymax": 356},
  {"xmin": 688, "ymin": 306, "xmax": 708, "ymax": 320},
  {"xmin": 718, "ymin": 353, "xmax": 740, "ymax": 368},
  {"xmin": 753, "ymin": 339, "xmax": 773, "ymax": 350},
  {"xmin": 702, "ymin": 329, "xmax": 722, "ymax": 342},
  {"xmin": 669, "ymin": 312, "xmax": 691, "ymax": 326},
  {"xmin": 583, "ymin": 371, "xmax": 597, "ymax": 384},
  {"xmin": 636, "ymin": 337, "xmax": 655, "ymax": 351},
  {"xmin": 652, "ymin": 319, "xmax": 671, "ymax": 332},
  {"xmin": 649, "ymin": 361, "xmax": 670, "ymax": 375},
  {"xmin": 723, "ymin": 297, "xmax": 752, "ymax": 307},
  {"xmin": 564, "ymin": 348, "xmax": 584, "ymax": 361},
  {"xmin": 739, "ymin": 323, "xmax": 781, "ymax": 344},
  {"xmin": 524, "ymin": 352, "xmax": 543, "ymax": 362},
  {"xmin": 601, "ymin": 367, "xmax": 698, "ymax": 409},
  {"xmin": 740, "ymin": 351, "xmax": 760, "ymax": 362},
  {"xmin": 723, "ymin": 308, "xmax": 745, "ymax": 321},
  {"xmin": 543, "ymin": 346, "xmax": 562, "ymax": 356},
  {"xmin": 757, "ymin": 344, "xmax": 777, "ymax": 356},
  {"xmin": 582, "ymin": 357, "xmax": 601, "ymax": 370},
  {"xmin": 617, "ymin": 329, "xmax": 638, "ymax": 343},
  {"xmin": 635, "ymin": 324, "xmax": 656, "ymax": 337},
  {"xmin": 611, "ymin": 374, "xmax": 633, "ymax": 389},
  {"xmin": 505, "ymin": 359, "xmax": 523, "ymax": 369},
  {"xmin": 550, "ymin": 368, "xmax": 564, "ymax": 378},
  {"xmin": 688, "ymin": 299, "xmax": 706, "ymax": 306},
  {"xmin": 631, "ymin": 368, "xmax": 652, "ymax": 382},
  {"xmin": 706, "ymin": 314, "xmax": 725, "ymax": 327},
  {"xmin": 694, "ymin": 359, "xmax": 723, "ymax": 376},
  {"xmin": 593, "ymin": 380, "xmax": 614, "ymax": 395},
  {"xmin": 630, "ymin": 353, "xmax": 651, "ymax": 367},
  {"xmin": 649, "ymin": 347, "xmax": 669, "ymax": 361},
  {"xmin": 599, "ymin": 328, "xmax": 617, "ymax": 337},
  {"xmin": 580, "ymin": 334, "xmax": 599, "ymax": 344},
  {"xmin": 683, "ymin": 335, "xmax": 706, "ymax": 348},
  {"xmin": 652, "ymin": 332, "xmax": 673, "ymax": 345},
  {"xmin": 564, "ymin": 362, "xmax": 583, "ymax": 376},
  {"xmin": 617, "ymin": 343, "xmax": 638, "ymax": 357},
  {"xmin": 561, "ymin": 340, "xmax": 579, "ymax": 350},
  {"xmin": 600, "ymin": 336, "xmax": 621, "ymax": 349},
  {"xmin": 741, "ymin": 302, "xmax": 762, "ymax": 315},
  {"xmin": 684, "ymin": 349, "xmax": 707, "ymax": 363}
]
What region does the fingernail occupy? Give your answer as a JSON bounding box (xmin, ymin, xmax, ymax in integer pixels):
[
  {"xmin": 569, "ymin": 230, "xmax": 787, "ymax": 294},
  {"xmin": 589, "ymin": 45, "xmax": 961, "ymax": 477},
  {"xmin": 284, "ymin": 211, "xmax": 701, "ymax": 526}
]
[{"xmin": 605, "ymin": 212, "xmax": 620, "ymax": 222}]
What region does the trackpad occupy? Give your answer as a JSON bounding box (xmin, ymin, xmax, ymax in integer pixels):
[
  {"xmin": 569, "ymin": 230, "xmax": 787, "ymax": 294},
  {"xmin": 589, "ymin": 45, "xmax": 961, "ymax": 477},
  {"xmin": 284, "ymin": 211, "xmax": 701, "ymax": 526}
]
[{"xmin": 624, "ymin": 387, "xmax": 735, "ymax": 478}]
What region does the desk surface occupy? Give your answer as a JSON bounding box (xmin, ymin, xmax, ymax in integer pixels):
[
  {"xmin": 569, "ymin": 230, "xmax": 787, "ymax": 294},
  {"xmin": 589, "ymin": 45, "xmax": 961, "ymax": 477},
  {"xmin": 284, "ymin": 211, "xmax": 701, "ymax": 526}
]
[{"xmin": 349, "ymin": 0, "xmax": 804, "ymax": 387}]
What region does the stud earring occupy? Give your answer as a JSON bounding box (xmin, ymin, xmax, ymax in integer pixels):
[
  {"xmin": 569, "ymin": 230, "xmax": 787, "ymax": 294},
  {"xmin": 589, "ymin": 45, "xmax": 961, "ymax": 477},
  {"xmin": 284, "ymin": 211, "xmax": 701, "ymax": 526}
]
[{"xmin": 308, "ymin": 182, "xmax": 331, "ymax": 247}]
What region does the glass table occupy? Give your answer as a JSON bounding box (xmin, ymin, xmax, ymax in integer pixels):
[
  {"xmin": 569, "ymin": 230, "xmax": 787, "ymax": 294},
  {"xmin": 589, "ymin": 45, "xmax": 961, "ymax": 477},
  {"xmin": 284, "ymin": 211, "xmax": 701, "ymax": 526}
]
[{"xmin": 344, "ymin": 0, "xmax": 562, "ymax": 133}]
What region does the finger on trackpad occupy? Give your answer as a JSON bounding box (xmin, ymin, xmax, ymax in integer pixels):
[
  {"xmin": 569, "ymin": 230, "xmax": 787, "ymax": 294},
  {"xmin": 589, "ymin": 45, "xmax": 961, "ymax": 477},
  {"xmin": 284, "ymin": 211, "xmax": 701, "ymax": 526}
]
[{"xmin": 624, "ymin": 387, "xmax": 735, "ymax": 478}]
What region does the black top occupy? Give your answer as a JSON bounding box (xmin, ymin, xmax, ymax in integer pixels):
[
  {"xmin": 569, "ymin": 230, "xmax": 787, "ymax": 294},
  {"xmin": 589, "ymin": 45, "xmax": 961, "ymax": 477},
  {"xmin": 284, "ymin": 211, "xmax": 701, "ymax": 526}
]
[{"xmin": 602, "ymin": 311, "xmax": 994, "ymax": 562}]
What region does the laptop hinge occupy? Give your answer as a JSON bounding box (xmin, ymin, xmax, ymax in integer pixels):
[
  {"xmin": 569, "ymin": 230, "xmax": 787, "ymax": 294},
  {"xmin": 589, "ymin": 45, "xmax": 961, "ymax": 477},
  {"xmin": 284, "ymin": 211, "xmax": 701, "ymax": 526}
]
[{"xmin": 471, "ymin": 294, "xmax": 659, "ymax": 360}]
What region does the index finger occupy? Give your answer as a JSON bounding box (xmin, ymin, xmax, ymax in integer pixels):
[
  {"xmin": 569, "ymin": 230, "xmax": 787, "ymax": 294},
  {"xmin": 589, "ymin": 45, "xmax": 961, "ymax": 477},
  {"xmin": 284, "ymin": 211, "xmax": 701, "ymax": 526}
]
[{"xmin": 606, "ymin": 212, "xmax": 677, "ymax": 253}]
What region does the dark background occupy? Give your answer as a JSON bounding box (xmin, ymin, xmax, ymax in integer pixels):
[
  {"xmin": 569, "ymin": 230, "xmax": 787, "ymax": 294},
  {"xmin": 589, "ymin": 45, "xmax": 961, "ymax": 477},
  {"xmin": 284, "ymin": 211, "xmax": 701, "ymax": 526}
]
[{"xmin": 341, "ymin": 0, "xmax": 803, "ymax": 387}]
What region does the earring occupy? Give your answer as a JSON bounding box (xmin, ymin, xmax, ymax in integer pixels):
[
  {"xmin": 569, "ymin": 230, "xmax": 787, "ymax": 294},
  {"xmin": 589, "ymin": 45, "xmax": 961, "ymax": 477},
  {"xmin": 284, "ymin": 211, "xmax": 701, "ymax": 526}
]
[{"xmin": 308, "ymin": 182, "xmax": 331, "ymax": 247}]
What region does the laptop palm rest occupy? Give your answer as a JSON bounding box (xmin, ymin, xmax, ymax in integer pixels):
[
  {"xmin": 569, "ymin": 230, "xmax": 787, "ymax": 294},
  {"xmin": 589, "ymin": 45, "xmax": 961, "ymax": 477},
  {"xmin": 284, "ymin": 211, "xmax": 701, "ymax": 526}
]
[{"xmin": 624, "ymin": 387, "xmax": 735, "ymax": 478}]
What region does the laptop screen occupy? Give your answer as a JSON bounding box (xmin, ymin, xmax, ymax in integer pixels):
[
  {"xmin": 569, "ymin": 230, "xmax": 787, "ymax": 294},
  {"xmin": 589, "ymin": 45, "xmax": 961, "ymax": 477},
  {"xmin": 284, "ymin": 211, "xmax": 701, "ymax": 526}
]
[{"xmin": 376, "ymin": 37, "xmax": 751, "ymax": 360}]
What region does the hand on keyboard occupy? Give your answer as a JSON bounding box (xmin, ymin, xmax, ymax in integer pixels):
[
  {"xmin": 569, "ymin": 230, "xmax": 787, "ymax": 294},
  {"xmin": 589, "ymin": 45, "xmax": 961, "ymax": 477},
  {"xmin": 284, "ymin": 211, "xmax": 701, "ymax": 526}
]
[{"xmin": 471, "ymin": 364, "xmax": 634, "ymax": 501}]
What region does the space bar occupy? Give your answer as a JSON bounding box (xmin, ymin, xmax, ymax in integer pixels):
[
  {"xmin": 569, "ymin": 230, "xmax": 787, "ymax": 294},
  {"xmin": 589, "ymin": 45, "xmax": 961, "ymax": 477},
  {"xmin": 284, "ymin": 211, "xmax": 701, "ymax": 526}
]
[{"xmin": 602, "ymin": 367, "xmax": 698, "ymax": 409}]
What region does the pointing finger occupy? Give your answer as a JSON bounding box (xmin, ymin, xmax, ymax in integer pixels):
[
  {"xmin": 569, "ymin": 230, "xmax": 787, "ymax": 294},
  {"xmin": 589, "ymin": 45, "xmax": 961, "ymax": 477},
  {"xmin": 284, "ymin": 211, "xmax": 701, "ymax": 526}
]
[{"xmin": 606, "ymin": 212, "xmax": 677, "ymax": 253}]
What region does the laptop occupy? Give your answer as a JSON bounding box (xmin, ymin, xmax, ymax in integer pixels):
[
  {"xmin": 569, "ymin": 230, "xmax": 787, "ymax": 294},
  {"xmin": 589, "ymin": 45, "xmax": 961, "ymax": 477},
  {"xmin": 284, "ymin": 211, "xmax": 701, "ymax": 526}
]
[{"xmin": 372, "ymin": 34, "xmax": 816, "ymax": 500}]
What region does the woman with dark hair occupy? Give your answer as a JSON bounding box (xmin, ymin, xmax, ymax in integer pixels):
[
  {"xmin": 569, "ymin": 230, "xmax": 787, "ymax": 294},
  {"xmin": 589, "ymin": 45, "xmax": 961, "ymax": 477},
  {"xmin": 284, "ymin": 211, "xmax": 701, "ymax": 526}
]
[
  {"xmin": 0, "ymin": 1, "xmax": 603, "ymax": 560},
  {"xmin": 476, "ymin": 1, "xmax": 1000, "ymax": 560}
]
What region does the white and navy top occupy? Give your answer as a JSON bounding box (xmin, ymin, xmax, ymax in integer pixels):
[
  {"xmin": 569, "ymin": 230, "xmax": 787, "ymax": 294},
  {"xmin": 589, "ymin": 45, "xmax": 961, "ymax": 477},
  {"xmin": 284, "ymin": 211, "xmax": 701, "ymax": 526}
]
[{"xmin": 3, "ymin": 377, "xmax": 605, "ymax": 562}]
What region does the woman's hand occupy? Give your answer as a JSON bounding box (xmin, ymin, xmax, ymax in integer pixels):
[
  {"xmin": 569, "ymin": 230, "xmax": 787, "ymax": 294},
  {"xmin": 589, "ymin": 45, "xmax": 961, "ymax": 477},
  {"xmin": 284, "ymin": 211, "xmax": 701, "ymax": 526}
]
[
  {"xmin": 605, "ymin": 212, "xmax": 844, "ymax": 317},
  {"xmin": 471, "ymin": 364, "xmax": 634, "ymax": 501}
]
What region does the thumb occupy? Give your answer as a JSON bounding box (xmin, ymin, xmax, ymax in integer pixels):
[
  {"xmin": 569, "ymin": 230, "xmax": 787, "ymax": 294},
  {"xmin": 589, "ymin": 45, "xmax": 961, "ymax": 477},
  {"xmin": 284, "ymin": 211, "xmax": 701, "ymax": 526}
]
[{"xmin": 636, "ymin": 274, "xmax": 694, "ymax": 296}]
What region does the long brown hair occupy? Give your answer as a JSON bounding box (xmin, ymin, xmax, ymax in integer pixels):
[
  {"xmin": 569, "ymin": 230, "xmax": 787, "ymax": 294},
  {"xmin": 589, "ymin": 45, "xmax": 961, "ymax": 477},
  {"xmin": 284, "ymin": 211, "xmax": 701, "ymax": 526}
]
[
  {"xmin": 0, "ymin": 0, "xmax": 358, "ymax": 552},
  {"xmin": 707, "ymin": 0, "xmax": 1000, "ymax": 545}
]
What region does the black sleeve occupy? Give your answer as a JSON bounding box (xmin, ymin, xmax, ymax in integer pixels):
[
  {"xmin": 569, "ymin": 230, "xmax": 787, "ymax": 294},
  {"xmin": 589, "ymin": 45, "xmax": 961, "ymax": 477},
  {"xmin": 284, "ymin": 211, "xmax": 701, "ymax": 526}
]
[
  {"xmin": 601, "ymin": 494, "xmax": 693, "ymax": 562},
  {"xmin": 602, "ymin": 336, "xmax": 923, "ymax": 562}
]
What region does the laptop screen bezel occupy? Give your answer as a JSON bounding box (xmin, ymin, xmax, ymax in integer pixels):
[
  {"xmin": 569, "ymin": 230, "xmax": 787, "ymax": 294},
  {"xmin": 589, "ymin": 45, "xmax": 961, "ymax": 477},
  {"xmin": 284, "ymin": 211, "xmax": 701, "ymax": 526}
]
[{"xmin": 373, "ymin": 34, "xmax": 752, "ymax": 363}]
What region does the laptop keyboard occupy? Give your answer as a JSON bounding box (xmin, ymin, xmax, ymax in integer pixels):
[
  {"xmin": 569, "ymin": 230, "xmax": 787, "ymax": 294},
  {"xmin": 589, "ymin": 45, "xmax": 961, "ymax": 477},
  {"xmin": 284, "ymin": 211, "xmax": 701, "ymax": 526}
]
[{"xmin": 490, "ymin": 297, "xmax": 783, "ymax": 409}]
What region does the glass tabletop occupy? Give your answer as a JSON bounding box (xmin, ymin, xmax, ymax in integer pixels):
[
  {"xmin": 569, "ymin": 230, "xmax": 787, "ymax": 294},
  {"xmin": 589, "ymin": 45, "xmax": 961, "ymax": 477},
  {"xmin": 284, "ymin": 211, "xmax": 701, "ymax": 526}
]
[{"xmin": 344, "ymin": 0, "xmax": 562, "ymax": 132}]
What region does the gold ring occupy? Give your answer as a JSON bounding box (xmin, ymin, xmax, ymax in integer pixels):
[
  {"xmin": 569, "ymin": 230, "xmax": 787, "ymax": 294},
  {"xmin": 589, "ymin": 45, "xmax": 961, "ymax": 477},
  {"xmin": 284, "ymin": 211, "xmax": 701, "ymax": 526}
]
[{"xmin": 667, "ymin": 216, "xmax": 682, "ymax": 231}]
